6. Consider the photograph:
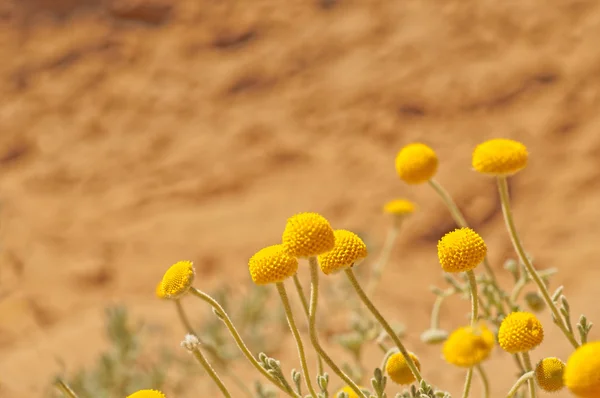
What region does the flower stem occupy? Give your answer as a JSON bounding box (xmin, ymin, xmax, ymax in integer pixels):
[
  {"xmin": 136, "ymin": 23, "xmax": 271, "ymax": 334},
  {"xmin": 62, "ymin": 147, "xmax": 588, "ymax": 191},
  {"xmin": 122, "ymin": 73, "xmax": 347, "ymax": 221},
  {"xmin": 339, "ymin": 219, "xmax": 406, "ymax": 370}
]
[
  {"xmin": 366, "ymin": 219, "xmax": 401, "ymax": 296},
  {"xmin": 466, "ymin": 270, "xmax": 479, "ymax": 327},
  {"xmin": 54, "ymin": 378, "xmax": 78, "ymax": 398},
  {"xmin": 190, "ymin": 287, "xmax": 299, "ymax": 398},
  {"xmin": 522, "ymin": 352, "xmax": 536, "ymax": 398},
  {"xmin": 380, "ymin": 347, "xmax": 398, "ymax": 372},
  {"xmin": 276, "ymin": 282, "xmax": 318, "ymax": 398},
  {"xmin": 175, "ymin": 299, "xmax": 196, "ymax": 335},
  {"xmin": 497, "ymin": 176, "xmax": 579, "ymax": 348},
  {"xmin": 293, "ymin": 273, "xmax": 325, "ymax": 376},
  {"xmin": 307, "ymin": 257, "xmax": 367, "ymax": 398},
  {"xmin": 462, "ymin": 367, "xmax": 474, "ymax": 398},
  {"xmin": 475, "ymin": 364, "xmax": 489, "ymax": 398},
  {"xmin": 344, "ymin": 267, "xmax": 423, "ymax": 384},
  {"xmin": 190, "ymin": 347, "xmax": 232, "ymax": 398},
  {"xmin": 506, "ymin": 371, "xmax": 534, "ymax": 398}
]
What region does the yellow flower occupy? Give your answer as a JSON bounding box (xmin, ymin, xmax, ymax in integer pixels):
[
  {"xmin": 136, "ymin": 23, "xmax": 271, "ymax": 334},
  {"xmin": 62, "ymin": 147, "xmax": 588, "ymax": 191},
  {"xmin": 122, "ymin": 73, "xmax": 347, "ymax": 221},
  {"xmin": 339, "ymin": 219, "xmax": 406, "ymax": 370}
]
[
  {"xmin": 282, "ymin": 212, "xmax": 335, "ymax": 258},
  {"xmin": 498, "ymin": 311, "xmax": 544, "ymax": 353},
  {"xmin": 335, "ymin": 385, "xmax": 369, "ymax": 398},
  {"xmin": 437, "ymin": 228, "xmax": 487, "ymax": 273},
  {"xmin": 157, "ymin": 261, "xmax": 195, "ymax": 299},
  {"xmin": 564, "ymin": 341, "xmax": 600, "ymax": 398},
  {"xmin": 395, "ymin": 143, "xmax": 438, "ymax": 184},
  {"xmin": 472, "ymin": 138, "xmax": 528, "ymax": 176},
  {"xmin": 535, "ymin": 357, "xmax": 565, "ymax": 392},
  {"xmin": 127, "ymin": 390, "xmax": 166, "ymax": 398},
  {"xmin": 383, "ymin": 199, "xmax": 417, "ymax": 216},
  {"xmin": 249, "ymin": 244, "xmax": 299, "ymax": 285},
  {"xmin": 318, "ymin": 229, "xmax": 368, "ymax": 275},
  {"xmin": 442, "ymin": 323, "xmax": 495, "ymax": 368},
  {"xmin": 385, "ymin": 351, "xmax": 421, "ymax": 385}
]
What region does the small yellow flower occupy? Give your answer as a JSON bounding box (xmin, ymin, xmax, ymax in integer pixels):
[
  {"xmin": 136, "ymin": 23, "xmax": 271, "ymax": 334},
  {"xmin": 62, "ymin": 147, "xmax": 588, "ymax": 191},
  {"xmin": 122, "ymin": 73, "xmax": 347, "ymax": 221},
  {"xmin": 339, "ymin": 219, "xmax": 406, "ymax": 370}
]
[
  {"xmin": 157, "ymin": 261, "xmax": 195, "ymax": 299},
  {"xmin": 385, "ymin": 351, "xmax": 421, "ymax": 385},
  {"xmin": 383, "ymin": 199, "xmax": 417, "ymax": 216},
  {"xmin": 535, "ymin": 357, "xmax": 565, "ymax": 392},
  {"xmin": 249, "ymin": 244, "xmax": 299, "ymax": 285},
  {"xmin": 318, "ymin": 229, "xmax": 368, "ymax": 275},
  {"xmin": 472, "ymin": 138, "xmax": 528, "ymax": 176},
  {"xmin": 437, "ymin": 227, "xmax": 487, "ymax": 273},
  {"xmin": 498, "ymin": 312, "xmax": 544, "ymax": 354},
  {"xmin": 395, "ymin": 143, "xmax": 438, "ymax": 184},
  {"xmin": 442, "ymin": 323, "xmax": 495, "ymax": 368},
  {"xmin": 564, "ymin": 341, "xmax": 600, "ymax": 398},
  {"xmin": 335, "ymin": 385, "xmax": 369, "ymax": 398},
  {"xmin": 127, "ymin": 390, "xmax": 166, "ymax": 398},
  {"xmin": 282, "ymin": 212, "xmax": 335, "ymax": 258}
]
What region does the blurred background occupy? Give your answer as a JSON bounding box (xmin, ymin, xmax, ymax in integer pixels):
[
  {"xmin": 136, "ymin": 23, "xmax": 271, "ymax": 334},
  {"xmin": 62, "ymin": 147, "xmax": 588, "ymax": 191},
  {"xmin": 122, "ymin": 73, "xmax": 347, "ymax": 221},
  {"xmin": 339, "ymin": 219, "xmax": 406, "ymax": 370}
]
[{"xmin": 1, "ymin": 0, "xmax": 599, "ymax": 397}]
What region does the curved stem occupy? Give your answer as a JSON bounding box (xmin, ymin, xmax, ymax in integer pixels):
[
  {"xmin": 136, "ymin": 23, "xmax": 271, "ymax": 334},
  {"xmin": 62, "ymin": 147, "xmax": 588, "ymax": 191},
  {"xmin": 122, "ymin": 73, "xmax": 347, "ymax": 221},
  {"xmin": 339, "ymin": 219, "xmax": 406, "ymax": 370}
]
[
  {"xmin": 467, "ymin": 270, "xmax": 479, "ymax": 327},
  {"xmin": 506, "ymin": 371, "xmax": 534, "ymax": 398},
  {"xmin": 461, "ymin": 367, "xmax": 474, "ymax": 398},
  {"xmin": 475, "ymin": 364, "xmax": 490, "ymax": 398},
  {"xmin": 55, "ymin": 378, "xmax": 78, "ymax": 398},
  {"xmin": 521, "ymin": 352, "xmax": 536, "ymax": 398},
  {"xmin": 175, "ymin": 299, "xmax": 196, "ymax": 335},
  {"xmin": 277, "ymin": 282, "xmax": 318, "ymax": 398},
  {"xmin": 293, "ymin": 273, "xmax": 325, "ymax": 376},
  {"xmin": 344, "ymin": 268, "xmax": 423, "ymax": 384},
  {"xmin": 380, "ymin": 347, "xmax": 399, "ymax": 372},
  {"xmin": 366, "ymin": 220, "xmax": 401, "ymax": 296},
  {"xmin": 191, "ymin": 347, "xmax": 232, "ymax": 398},
  {"xmin": 430, "ymin": 291, "xmax": 451, "ymax": 329},
  {"xmin": 190, "ymin": 287, "xmax": 299, "ymax": 398},
  {"xmin": 497, "ymin": 176, "xmax": 579, "ymax": 348},
  {"xmin": 307, "ymin": 257, "xmax": 367, "ymax": 398}
]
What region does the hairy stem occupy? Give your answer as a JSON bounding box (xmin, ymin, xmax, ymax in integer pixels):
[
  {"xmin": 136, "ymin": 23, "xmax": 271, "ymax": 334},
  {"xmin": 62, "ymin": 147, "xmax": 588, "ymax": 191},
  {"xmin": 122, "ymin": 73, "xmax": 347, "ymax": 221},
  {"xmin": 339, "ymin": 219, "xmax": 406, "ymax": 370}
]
[
  {"xmin": 277, "ymin": 282, "xmax": 318, "ymax": 398},
  {"xmin": 55, "ymin": 378, "xmax": 79, "ymax": 398},
  {"xmin": 366, "ymin": 219, "xmax": 401, "ymax": 296},
  {"xmin": 191, "ymin": 347, "xmax": 232, "ymax": 398},
  {"xmin": 497, "ymin": 176, "xmax": 579, "ymax": 348},
  {"xmin": 462, "ymin": 367, "xmax": 474, "ymax": 398},
  {"xmin": 467, "ymin": 270, "xmax": 479, "ymax": 327},
  {"xmin": 475, "ymin": 364, "xmax": 490, "ymax": 398},
  {"xmin": 293, "ymin": 273, "xmax": 325, "ymax": 376},
  {"xmin": 307, "ymin": 257, "xmax": 367, "ymax": 398},
  {"xmin": 506, "ymin": 371, "xmax": 534, "ymax": 398},
  {"xmin": 522, "ymin": 352, "xmax": 536, "ymax": 398}
]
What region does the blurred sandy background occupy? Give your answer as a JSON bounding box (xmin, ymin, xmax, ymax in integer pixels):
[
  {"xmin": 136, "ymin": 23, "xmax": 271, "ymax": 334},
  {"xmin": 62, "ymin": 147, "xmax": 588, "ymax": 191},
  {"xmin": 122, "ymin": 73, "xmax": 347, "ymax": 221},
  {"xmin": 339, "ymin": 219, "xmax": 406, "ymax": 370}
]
[{"xmin": 1, "ymin": 0, "xmax": 599, "ymax": 397}]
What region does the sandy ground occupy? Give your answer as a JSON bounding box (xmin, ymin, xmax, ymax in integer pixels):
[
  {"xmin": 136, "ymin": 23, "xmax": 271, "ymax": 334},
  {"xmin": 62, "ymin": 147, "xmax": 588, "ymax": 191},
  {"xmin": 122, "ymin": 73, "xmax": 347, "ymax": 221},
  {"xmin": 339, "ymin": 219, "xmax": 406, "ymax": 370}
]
[{"xmin": 1, "ymin": 0, "xmax": 600, "ymax": 397}]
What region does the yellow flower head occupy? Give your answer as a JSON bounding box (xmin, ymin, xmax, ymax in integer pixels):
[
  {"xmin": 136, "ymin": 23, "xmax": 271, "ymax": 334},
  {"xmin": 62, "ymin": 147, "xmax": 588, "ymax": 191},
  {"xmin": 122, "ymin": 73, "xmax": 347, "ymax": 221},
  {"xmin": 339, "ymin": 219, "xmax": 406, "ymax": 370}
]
[
  {"xmin": 249, "ymin": 244, "xmax": 299, "ymax": 285},
  {"xmin": 535, "ymin": 357, "xmax": 565, "ymax": 392},
  {"xmin": 442, "ymin": 323, "xmax": 495, "ymax": 368},
  {"xmin": 127, "ymin": 390, "xmax": 166, "ymax": 398},
  {"xmin": 395, "ymin": 143, "xmax": 438, "ymax": 184},
  {"xmin": 157, "ymin": 261, "xmax": 195, "ymax": 299},
  {"xmin": 472, "ymin": 138, "xmax": 528, "ymax": 176},
  {"xmin": 282, "ymin": 212, "xmax": 335, "ymax": 258},
  {"xmin": 318, "ymin": 229, "xmax": 368, "ymax": 275},
  {"xmin": 437, "ymin": 227, "xmax": 487, "ymax": 273},
  {"xmin": 385, "ymin": 351, "xmax": 421, "ymax": 385},
  {"xmin": 498, "ymin": 311, "xmax": 544, "ymax": 353},
  {"xmin": 564, "ymin": 341, "xmax": 600, "ymax": 398},
  {"xmin": 335, "ymin": 385, "xmax": 369, "ymax": 398},
  {"xmin": 383, "ymin": 199, "xmax": 417, "ymax": 216}
]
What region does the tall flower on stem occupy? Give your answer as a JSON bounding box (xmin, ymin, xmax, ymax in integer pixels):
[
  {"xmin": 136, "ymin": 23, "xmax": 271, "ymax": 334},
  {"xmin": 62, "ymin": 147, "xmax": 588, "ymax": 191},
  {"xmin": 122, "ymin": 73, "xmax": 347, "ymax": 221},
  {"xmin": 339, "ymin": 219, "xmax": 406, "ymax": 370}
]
[
  {"xmin": 248, "ymin": 243, "xmax": 317, "ymax": 398},
  {"xmin": 282, "ymin": 213, "xmax": 367, "ymax": 398},
  {"xmin": 473, "ymin": 138, "xmax": 579, "ymax": 349}
]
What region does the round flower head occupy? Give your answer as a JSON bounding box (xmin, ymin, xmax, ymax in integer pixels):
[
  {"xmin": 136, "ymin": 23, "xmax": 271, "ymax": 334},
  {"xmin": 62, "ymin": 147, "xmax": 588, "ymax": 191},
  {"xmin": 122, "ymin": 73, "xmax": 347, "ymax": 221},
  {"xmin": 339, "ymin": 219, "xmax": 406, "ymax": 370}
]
[
  {"xmin": 472, "ymin": 138, "xmax": 528, "ymax": 176},
  {"xmin": 318, "ymin": 229, "xmax": 368, "ymax": 275},
  {"xmin": 127, "ymin": 390, "xmax": 166, "ymax": 398},
  {"xmin": 442, "ymin": 323, "xmax": 495, "ymax": 368},
  {"xmin": 383, "ymin": 199, "xmax": 417, "ymax": 216},
  {"xmin": 564, "ymin": 341, "xmax": 600, "ymax": 398},
  {"xmin": 437, "ymin": 227, "xmax": 487, "ymax": 273},
  {"xmin": 385, "ymin": 351, "xmax": 421, "ymax": 385},
  {"xmin": 335, "ymin": 385, "xmax": 369, "ymax": 398},
  {"xmin": 249, "ymin": 244, "xmax": 299, "ymax": 285},
  {"xmin": 282, "ymin": 212, "xmax": 335, "ymax": 258},
  {"xmin": 395, "ymin": 143, "xmax": 438, "ymax": 184},
  {"xmin": 535, "ymin": 357, "xmax": 565, "ymax": 392},
  {"xmin": 158, "ymin": 261, "xmax": 195, "ymax": 299},
  {"xmin": 498, "ymin": 311, "xmax": 544, "ymax": 353}
]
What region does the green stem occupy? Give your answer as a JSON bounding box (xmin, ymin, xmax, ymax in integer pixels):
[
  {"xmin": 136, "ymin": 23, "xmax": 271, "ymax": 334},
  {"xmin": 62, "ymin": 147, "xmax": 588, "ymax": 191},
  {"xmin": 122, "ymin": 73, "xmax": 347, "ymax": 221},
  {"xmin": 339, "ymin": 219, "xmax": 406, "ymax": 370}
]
[
  {"xmin": 467, "ymin": 270, "xmax": 479, "ymax": 327},
  {"xmin": 475, "ymin": 364, "xmax": 489, "ymax": 398},
  {"xmin": 430, "ymin": 290, "xmax": 452, "ymax": 329},
  {"xmin": 190, "ymin": 287, "xmax": 299, "ymax": 398},
  {"xmin": 366, "ymin": 220, "xmax": 401, "ymax": 296},
  {"xmin": 506, "ymin": 371, "xmax": 534, "ymax": 398},
  {"xmin": 55, "ymin": 379, "xmax": 78, "ymax": 398},
  {"xmin": 462, "ymin": 367, "xmax": 474, "ymax": 398},
  {"xmin": 380, "ymin": 347, "xmax": 399, "ymax": 372},
  {"xmin": 522, "ymin": 352, "xmax": 536, "ymax": 398},
  {"xmin": 191, "ymin": 347, "xmax": 232, "ymax": 398},
  {"xmin": 497, "ymin": 176, "xmax": 579, "ymax": 348},
  {"xmin": 344, "ymin": 268, "xmax": 423, "ymax": 384},
  {"xmin": 307, "ymin": 257, "xmax": 367, "ymax": 398},
  {"xmin": 277, "ymin": 282, "xmax": 318, "ymax": 398},
  {"xmin": 293, "ymin": 273, "xmax": 325, "ymax": 376}
]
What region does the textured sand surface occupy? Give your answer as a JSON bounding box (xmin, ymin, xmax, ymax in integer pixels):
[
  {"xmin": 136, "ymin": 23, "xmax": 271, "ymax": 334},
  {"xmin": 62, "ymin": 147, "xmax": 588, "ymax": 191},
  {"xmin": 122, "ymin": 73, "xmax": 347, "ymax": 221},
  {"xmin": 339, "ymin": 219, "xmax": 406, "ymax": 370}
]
[{"xmin": 1, "ymin": 1, "xmax": 600, "ymax": 397}]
